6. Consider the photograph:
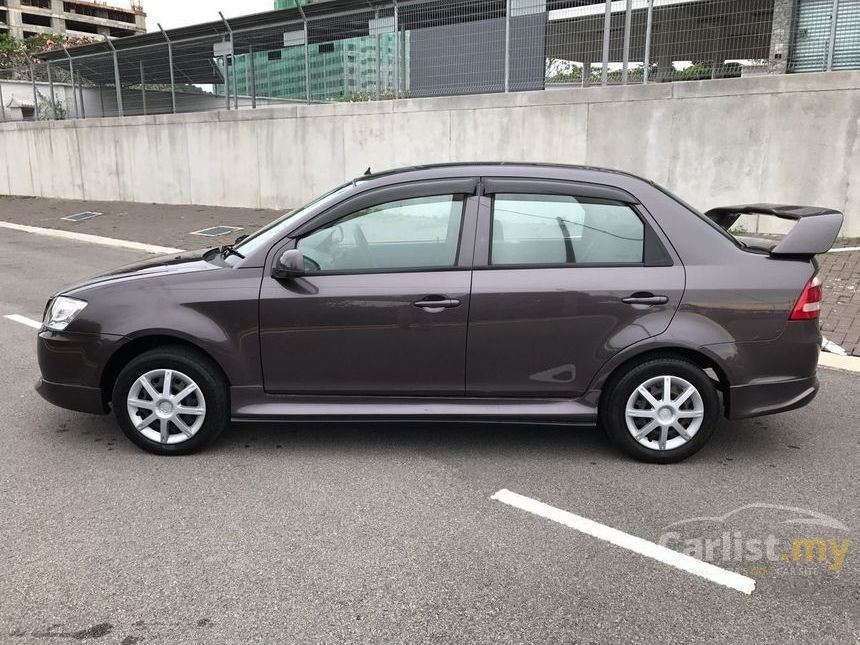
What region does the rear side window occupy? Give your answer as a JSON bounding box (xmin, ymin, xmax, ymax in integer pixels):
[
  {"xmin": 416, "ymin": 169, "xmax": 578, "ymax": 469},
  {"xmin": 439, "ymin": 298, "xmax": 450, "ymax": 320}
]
[{"xmin": 491, "ymin": 193, "xmax": 644, "ymax": 266}]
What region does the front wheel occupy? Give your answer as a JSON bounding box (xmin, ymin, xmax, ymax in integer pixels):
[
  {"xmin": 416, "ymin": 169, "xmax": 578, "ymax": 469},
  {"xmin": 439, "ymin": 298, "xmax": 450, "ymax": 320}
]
[
  {"xmin": 112, "ymin": 346, "xmax": 229, "ymax": 455},
  {"xmin": 600, "ymin": 357, "xmax": 720, "ymax": 463}
]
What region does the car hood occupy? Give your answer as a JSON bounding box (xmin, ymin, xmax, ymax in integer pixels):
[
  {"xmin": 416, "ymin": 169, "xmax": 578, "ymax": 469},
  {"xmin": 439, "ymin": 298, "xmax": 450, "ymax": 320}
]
[{"xmin": 60, "ymin": 249, "xmax": 220, "ymax": 297}]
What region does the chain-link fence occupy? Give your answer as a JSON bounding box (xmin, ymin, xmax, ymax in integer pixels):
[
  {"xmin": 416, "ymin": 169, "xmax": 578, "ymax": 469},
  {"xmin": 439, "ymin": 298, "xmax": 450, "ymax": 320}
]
[{"xmin": 2, "ymin": 0, "xmax": 858, "ymax": 124}]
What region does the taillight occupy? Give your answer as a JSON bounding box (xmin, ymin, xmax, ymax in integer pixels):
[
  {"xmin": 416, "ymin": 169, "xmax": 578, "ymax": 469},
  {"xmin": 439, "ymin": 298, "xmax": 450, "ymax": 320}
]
[{"xmin": 790, "ymin": 275, "xmax": 822, "ymax": 320}]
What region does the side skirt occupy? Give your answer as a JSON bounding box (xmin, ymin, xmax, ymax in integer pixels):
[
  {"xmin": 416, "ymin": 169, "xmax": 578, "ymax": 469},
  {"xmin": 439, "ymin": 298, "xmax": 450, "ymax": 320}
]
[{"xmin": 230, "ymin": 386, "xmax": 598, "ymax": 424}]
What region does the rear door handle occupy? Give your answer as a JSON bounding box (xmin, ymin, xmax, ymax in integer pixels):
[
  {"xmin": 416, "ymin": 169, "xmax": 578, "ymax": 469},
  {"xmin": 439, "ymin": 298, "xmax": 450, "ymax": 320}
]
[
  {"xmin": 413, "ymin": 298, "xmax": 461, "ymax": 311},
  {"xmin": 622, "ymin": 294, "xmax": 669, "ymax": 306}
]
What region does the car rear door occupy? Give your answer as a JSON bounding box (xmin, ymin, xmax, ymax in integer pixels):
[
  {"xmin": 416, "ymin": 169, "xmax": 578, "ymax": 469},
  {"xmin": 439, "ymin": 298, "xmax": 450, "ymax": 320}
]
[
  {"xmin": 466, "ymin": 178, "xmax": 685, "ymax": 397},
  {"xmin": 259, "ymin": 178, "xmax": 479, "ymax": 396}
]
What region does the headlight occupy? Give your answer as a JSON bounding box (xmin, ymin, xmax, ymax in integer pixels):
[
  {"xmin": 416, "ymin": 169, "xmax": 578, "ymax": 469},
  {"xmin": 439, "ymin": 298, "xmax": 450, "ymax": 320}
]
[{"xmin": 43, "ymin": 296, "xmax": 88, "ymax": 331}]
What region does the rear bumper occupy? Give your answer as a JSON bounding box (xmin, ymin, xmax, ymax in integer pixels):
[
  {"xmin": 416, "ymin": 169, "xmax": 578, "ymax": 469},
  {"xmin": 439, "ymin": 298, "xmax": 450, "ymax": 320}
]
[
  {"xmin": 703, "ymin": 320, "xmax": 821, "ymax": 420},
  {"xmin": 727, "ymin": 375, "xmax": 818, "ymax": 420},
  {"xmin": 35, "ymin": 378, "xmax": 108, "ymax": 415}
]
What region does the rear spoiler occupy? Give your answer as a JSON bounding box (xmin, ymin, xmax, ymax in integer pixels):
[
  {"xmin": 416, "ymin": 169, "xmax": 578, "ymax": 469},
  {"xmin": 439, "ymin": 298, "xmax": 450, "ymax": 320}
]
[{"xmin": 704, "ymin": 203, "xmax": 844, "ymax": 256}]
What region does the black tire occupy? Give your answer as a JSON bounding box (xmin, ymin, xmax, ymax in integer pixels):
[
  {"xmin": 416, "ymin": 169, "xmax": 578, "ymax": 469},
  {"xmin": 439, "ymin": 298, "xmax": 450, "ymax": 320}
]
[
  {"xmin": 112, "ymin": 346, "xmax": 229, "ymax": 456},
  {"xmin": 599, "ymin": 357, "xmax": 720, "ymax": 464}
]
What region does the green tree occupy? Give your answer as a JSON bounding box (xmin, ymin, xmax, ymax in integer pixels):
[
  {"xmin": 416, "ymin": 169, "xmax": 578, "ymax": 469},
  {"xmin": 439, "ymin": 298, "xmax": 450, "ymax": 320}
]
[{"xmin": 0, "ymin": 33, "xmax": 98, "ymax": 78}]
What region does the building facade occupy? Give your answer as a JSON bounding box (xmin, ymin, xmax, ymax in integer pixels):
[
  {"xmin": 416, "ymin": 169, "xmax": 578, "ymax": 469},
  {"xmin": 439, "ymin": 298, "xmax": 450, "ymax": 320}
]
[
  {"xmin": 0, "ymin": 0, "xmax": 145, "ymax": 40},
  {"xmin": 226, "ymin": 34, "xmax": 402, "ymax": 102},
  {"xmin": 220, "ymin": 0, "xmax": 403, "ymax": 102}
]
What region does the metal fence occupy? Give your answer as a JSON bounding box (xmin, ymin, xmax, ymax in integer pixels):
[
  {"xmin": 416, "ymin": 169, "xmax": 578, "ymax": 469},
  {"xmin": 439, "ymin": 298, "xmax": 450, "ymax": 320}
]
[{"xmin": 1, "ymin": 0, "xmax": 858, "ymax": 124}]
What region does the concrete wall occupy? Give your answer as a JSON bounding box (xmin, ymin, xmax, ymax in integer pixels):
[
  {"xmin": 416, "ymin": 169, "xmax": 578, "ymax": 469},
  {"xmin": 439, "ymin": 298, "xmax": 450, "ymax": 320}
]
[{"xmin": 1, "ymin": 70, "xmax": 859, "ymax": 236}]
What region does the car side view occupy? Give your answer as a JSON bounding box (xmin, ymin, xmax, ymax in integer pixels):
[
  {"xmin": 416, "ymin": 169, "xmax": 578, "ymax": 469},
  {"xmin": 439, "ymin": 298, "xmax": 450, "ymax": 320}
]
[{"xmin": 35, "ymin": 163, "xmax": 843, "ymax": 462}]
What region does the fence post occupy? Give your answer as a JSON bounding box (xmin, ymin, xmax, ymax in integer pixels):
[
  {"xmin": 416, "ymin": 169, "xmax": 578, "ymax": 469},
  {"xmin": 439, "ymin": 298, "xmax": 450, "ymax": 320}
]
[
  {"xmin": 0, "ymin": 83, "xmax": 6, "ymax": 122},
  {"xmin": 826, "ymin": 0, "xmax": 840, "ymax": 71},
  {"xmin": 601, "ymin": 0, "xmax": 611, "ymax": 85},
  {"xmin": 47, "ymin": 61, "xmax": 56, "ymax": 119},
  {"xmin": 393, "ymin": 0, "xmax": 399, "ymax": 99},
  {"xmin": 643, "ymin": 0, "xmax": 654, "ymax": 83},
  {"xmin": 62, "ymin": 46, "xmax": 79, "ymax": 118},
  {"xmin": 219, "ymin": 13, "xmax": 236, "ymax": 110},
  {"xmin": 78, "ymin": 72, "xmax": 86, "ymax": 119},
  {"xmin": 249, "ymin": 46, "xmax": 256, "ymax": 109},
  {"xmin": 400, "ymin": 20, "xmax": 406, "ymax": 96},
  {"xmin": 139, "ymin": 60, "xmax": 146, "ymax": 116},
  {"xmin": 25, "ymin": 54, "xmax": 39, "ymax": 121},
  {"xmin": 621, "ymin": 0, "xmax": 632, "ymax": 84},
  {"xmin": 221, "ymin": 46, "xmax": 230, "ymax": 110},
  {"xmin": 504, "ymin": 0, "xmax": 511, "ymax": 92},
  {"xmin": 298, "ymin": 5, "xmax": 310, "ymax": 104},
  {"xmin": 106, "ymin": 39, "xmax": 124, "ymax": 117},
  {"xmin": 375, "ymin": 9, "xmax": 381, "ymax": 100},
  {"xmin": 158, "ymin": 23, "xmax": 177, "ymax": 114}
]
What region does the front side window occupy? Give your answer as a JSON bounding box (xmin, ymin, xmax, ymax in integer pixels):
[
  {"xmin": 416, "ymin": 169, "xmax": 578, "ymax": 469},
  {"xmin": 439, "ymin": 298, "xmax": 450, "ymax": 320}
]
[
  {"xmin": 297, "ymin": 194, "xmax": 464, "ymax": 273},
  {"xmin": 491, "ymin": 193, "xmax": 645, "ymax": 266}
]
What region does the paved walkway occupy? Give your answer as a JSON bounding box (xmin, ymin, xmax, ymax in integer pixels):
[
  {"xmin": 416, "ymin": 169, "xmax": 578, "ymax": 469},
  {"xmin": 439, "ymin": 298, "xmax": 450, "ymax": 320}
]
[
  {"xmin": 819, "ymin": 244, "xmax": 860, "ymax": 356},
  {"xmin": 1, "ymin": 195, "xmax": 857, "ymax": 356},
  {"xmin": 0, "ymin": 195, "xmax": 279, "ymax": 251}
]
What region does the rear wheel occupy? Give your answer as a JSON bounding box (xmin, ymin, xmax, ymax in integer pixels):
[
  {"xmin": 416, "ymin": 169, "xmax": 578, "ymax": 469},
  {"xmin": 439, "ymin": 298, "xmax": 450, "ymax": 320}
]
[
  {"xmin": 112, "ymin": 346, "xmax": 228, "ymax": 455},
  {"xmin": 600, "ymin": 357, "xmax": 720, "ymax": 463}
]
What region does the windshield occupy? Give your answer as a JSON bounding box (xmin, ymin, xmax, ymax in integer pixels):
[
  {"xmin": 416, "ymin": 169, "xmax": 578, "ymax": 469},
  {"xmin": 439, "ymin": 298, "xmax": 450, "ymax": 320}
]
[{"xmin": 232, "ymin": 182, "xmax": 354, "ymax": 258}]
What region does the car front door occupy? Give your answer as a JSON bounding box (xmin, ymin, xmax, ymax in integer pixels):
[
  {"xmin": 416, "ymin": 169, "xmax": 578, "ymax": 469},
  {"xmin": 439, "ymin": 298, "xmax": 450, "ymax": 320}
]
[
  {"xmin": 466, "ymin": 178, "xmax": 685, "ymax": 397},
  {"xmin": 259, "ymin": 179, "xmax": 478, "ymax": 395}
]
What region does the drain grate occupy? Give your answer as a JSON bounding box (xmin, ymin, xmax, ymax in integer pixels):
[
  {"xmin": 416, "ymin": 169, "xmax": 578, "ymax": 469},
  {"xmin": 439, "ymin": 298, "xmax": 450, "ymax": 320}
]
[
  {"xmin": 190, "ymin": 225, "xmax": 243, "ymax": 237},
  {"xmin": 62, "ymin": 211, "xmax": 103, "ymax": 222}
]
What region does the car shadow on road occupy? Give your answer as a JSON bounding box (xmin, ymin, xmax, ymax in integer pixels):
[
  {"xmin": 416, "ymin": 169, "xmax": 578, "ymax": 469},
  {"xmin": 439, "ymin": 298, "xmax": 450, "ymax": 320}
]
[
  {"xmin": 40, "ymin": 404, "xmax": 791, "ymax": 464},
  {"xmin": 211, "ymin": 415, "xmax": 784, "ymax": 465}
]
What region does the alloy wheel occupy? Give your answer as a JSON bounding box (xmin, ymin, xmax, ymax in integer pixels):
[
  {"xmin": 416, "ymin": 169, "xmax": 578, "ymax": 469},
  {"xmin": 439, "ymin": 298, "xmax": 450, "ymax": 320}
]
[
  {"xmin": 624, "ymin": 375, "xmax": 705, "ymax": 451},
  {"xmin": 126, "ymin": 369, "xmax": 207, "ymax": 445}
]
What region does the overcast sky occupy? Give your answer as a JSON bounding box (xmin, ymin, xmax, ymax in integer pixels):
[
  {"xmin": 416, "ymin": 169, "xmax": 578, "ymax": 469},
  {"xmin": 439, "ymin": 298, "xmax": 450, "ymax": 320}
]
[{"xmin": 137, "ymin": 0, "xmax": 276, "ymax": 31}]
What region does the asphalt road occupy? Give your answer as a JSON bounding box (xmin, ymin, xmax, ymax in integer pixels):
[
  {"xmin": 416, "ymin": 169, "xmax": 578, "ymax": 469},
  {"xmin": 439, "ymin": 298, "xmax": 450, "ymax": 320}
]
[{"xmin": 0, "ymin": 227, "xmax": 857, "ymax": 644}]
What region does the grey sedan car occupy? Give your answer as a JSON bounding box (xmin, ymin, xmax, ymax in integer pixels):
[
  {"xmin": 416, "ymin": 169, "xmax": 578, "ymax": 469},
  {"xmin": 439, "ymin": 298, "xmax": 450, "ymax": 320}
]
[{"xmin": 35, "ymin": 163, "xmax": 843, "ymax": 462}]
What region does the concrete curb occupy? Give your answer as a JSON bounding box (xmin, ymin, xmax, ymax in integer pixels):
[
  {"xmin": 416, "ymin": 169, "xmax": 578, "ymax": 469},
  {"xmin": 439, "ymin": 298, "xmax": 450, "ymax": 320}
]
[{"xmin": 819, "ymin": 352, "xmax": 860, "ymax": 373}]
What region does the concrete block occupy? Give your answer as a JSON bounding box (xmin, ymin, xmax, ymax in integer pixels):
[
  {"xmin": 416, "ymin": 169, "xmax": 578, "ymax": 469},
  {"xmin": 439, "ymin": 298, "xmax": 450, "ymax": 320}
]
[
  {"xmin": 586, "ymin": 98, "xmax": 677, "ymax": 187},
  {"xmin": 75, "ymin": 124, "xmax": 123, "ymax": 201},
  {"xmin": 256, "ymin": 116, "xmax": 305, "ymax": 210},
  {"xmin": 759, "ymin": 90, "xmax": 860, "ymax": 231},
  {"xmin": 667, "ymin": 93, "xmax": 771, "ymax": 210},
  {"xmin": 391, "ymin": 109, "xmax": 452, "ymax": 169},
  {"xmin": 342, "ymin": 112, "xmax": 395, "ymax": 183}
]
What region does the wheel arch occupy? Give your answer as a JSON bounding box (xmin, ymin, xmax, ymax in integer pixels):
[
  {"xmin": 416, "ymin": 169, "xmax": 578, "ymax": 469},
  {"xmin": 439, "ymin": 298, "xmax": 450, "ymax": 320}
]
[
  {"xmin": 99, "ymin": 334, "xmax": 231, "ymax": 409},
  {"xmin": 594, "ymin": 345, "xmax": 732, "ymax": 418}
]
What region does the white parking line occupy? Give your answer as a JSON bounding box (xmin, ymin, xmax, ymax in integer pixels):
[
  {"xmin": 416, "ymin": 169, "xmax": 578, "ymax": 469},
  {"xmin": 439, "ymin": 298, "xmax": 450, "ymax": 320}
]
[
  {"xmin": 0, "ymin": 221, "xmax": 184, "ymax": 255},
  {"xmin": 4, "ymin": 314, "xmax": 42, "ymax": 330},
  {"xmin": 829, "ymin": 246, "xmax": 860, "ymax": 253},
  {"xmin": 491, "ymin": 489, "xmax": 756, "ymax": 595}
]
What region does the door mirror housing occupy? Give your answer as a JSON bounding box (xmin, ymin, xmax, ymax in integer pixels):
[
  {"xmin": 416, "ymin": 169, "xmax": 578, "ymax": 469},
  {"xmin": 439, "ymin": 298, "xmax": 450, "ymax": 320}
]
[{"xmin": 273, "ymin": 249, "xmax": 305, "ymax": 279}]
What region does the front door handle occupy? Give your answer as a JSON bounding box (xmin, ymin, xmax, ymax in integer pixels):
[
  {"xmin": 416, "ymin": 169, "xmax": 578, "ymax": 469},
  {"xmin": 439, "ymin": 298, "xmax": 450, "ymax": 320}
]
[
  {"xmin": 622, "ymin": 293, "xmax": 669, "ymax": 306},
  {"xmin": 413, "ymin": 298, "xmax": 461, "ymax": 312}
]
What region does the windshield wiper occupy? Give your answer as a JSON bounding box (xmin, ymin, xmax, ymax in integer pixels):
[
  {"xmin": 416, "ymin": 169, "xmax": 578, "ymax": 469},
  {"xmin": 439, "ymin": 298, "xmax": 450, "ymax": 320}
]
[
  {"xmin": 220, "ymin": 235, "xmax": 248, "ymax": 260},
  {"xmin": 220, "ymin": 244, "xmax": 245, "ymax": 260}
]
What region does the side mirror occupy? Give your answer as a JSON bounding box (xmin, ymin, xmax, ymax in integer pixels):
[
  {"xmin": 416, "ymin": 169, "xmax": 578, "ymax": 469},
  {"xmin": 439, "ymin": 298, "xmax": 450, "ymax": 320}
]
[{"xmin": 272, "ymin": 249, "xmax": 305, "ymax": 279}]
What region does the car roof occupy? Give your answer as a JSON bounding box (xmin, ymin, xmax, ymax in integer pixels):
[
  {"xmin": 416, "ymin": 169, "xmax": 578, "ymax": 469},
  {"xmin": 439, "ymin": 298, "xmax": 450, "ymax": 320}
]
[{"xmin": 354, "ymin": 162, "xmax": 647, "ymax": 187}]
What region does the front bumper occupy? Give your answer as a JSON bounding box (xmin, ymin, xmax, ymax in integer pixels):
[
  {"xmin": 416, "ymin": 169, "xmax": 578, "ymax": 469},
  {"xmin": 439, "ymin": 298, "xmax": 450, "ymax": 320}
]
[
  {"xmin": 35, "ymin": 378, "xmax": 107, "ymax": 415},
  {"xmin": 36, "ymin": 329, "xmax": 125, "ymax": 415}
]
